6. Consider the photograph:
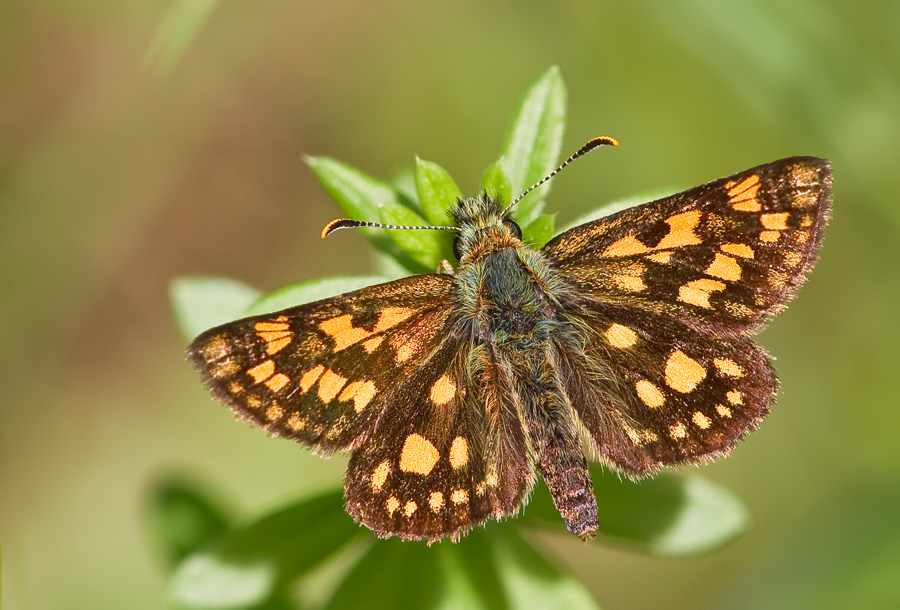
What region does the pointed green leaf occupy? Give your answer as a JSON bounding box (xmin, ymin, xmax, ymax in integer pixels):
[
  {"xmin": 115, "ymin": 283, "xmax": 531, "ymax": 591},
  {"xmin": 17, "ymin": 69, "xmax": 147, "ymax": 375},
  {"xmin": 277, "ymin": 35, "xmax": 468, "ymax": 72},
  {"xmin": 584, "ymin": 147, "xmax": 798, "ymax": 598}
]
[
  {"xmin": 500, "ymin": 66, "xmax": 567, "ymax": 227},
  {"xmin": 378, "ymin": 201, "xmax": 446, "ymax": 270},
  {"xmin": 245, "ymin": 275, "xmax": 392, "ymax": 316},
  {"xmin": 306, "ymin": 156, "xmax": 427, "ymax": 273},
  {"xmin": 522, "ymin": 213, "xmax": 557, "ymax": 247},
  {"xmin": 481, "ymin": 158, "xmax": 512, "ymax": 206},
  {"xmin": 415, "ymin": 157, "xmax": 463, "ymax": 226},
  {"xmin": 142, "ymin": 0, "xmax": 220, "ymax": 79},
  {"xmin": 523, "ymin": 465, "xmax": 748, "ymax": 556},
  {"xmin": 146, "ymin": 478, "xmax": 231, "ymax": 569},
  {"xmin": 306, "ymin": 155, "xmax": 389, "ymax": 221},
  {"xmin": 560, "ymin": 188, "xmax": 679, "ymax": 232},
  {"xmin": 170, "ymin": 277, "xmax": 261, "ymax": 340},
  {"xmin": 168, "ymin": 490, "xmax": 363, "ymax": 610}
]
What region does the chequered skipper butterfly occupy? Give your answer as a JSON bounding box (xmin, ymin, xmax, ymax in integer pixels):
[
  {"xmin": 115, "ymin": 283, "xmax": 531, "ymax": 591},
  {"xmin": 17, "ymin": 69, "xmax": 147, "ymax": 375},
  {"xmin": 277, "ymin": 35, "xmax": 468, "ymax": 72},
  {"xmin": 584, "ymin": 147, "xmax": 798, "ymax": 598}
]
[{"xmin": 189, "ymin": 136, "xmax": 832, "ymax": 542}]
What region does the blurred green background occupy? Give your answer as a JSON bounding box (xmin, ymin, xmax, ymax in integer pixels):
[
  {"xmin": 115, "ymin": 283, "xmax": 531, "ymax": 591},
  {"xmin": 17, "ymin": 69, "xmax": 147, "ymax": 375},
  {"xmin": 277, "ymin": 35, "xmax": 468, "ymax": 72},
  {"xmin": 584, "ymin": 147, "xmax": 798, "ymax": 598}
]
[{"xmin": 2, "ymin": 1, "xmax": 900, "ymax": 608}]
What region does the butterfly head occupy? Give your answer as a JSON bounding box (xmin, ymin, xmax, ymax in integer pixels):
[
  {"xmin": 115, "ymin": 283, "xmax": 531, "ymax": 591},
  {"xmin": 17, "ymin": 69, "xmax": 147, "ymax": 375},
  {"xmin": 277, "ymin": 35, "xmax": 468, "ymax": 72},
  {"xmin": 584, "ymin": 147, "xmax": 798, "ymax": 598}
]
[{"xmin": 450, "ymin": 193, "xmax": 523, "ymax": 262}]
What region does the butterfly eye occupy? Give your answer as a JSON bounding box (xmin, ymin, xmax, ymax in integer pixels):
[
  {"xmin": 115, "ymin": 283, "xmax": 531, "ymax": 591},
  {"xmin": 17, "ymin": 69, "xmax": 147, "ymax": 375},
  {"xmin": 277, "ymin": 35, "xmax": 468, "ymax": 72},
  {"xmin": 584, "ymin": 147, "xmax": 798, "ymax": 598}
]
[
  {"xmin": 503, "ymin": 218, "xmax": 522, "ymax": 239},
  {"xmin": 453, "ymin": 234, "xmax": 464, "ymax": 260}
]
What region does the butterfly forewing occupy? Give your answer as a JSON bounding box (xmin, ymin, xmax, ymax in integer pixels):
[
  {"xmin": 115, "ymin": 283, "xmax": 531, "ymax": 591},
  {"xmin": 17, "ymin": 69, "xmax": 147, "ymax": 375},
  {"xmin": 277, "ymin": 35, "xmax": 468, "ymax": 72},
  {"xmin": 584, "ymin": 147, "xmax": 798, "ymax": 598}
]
[
  {"xmin": 543, "ymin": 157, "xmax": 832, "ymax": 335},
  {"xmin": 189, "ymin": 275, "xmax": 456, "ymax": 455}
]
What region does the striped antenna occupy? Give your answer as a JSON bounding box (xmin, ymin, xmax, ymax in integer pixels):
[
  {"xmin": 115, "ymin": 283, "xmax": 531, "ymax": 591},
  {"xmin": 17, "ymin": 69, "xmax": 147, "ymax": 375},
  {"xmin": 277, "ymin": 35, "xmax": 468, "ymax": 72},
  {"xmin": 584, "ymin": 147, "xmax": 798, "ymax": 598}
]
[
  {"xmin": 501, "ymin": 135, "xmax": 619, "ymax": 217},
  {"xmin": 321, "ymin": 135, "xmax": 618, "ymax": 238},
  {"xmin": 321, "ymin": 217, "xmax": 457, "ymax": 239}
]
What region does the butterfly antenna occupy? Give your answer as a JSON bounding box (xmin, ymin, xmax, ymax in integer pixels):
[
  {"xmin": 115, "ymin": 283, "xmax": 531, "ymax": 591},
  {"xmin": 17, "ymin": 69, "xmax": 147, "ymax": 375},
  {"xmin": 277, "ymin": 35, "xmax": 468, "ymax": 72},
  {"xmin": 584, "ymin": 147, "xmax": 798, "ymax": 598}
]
[
  {"xmin": 321, "ymin": 218, "xmax": 457, "ymax": 239},
  {"xmin": 501, "ymin": 135, "xmax": 619, "ymax": 217}
]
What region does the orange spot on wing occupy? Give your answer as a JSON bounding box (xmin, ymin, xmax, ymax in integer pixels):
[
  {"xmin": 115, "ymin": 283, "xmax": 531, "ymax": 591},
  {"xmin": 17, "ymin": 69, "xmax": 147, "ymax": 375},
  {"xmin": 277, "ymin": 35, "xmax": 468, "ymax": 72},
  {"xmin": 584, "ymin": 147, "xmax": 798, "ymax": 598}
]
[
  {"xmin": 636, "ymin": 380, "xmax": 665, "ymax": 408},
  {"xmin": 339, "ymin": 380, "xmax": 378, "ymax": 412},
  {"xmin": 317, "ymin": 369, "xmax": 348, "ymax": 403},
  {"xmin": 246, "ymin": 360, "xmax": 275, "ymax": 383},
  {"xmin": 761, "ymin": 212, "xmax": 790, "ymax": 230},
  {"xmin": 430, "ymin": 375, "xmax": 457, "ymax": 405},
  {"xmin": 254, "ymin": 321, "xmax": 290, "ymax": 332},
  {"xmin": 299, "ymin": 365, "xmax": 324, "ymax": 393},
  {"xmin": 720, "ymin": 243, "xmax": 754, "ymax": 259},
  {"xmin": 265, "ymin": 337, "xmax": 292, "ymax": 355},
  {"xmin": 374, "ymin": 307, "xmax": 414, "ymax": 332},
  {"xmin": 265, "ymin": 373, "xmax": 290, "ymax": 393},
  {"xmin": 449, "ymin": 436, "xmax": 469, "ymax": 470},
  {"xmin": 665, "ymin": 350, "xmax": 707, "ymax": 393},
  {"xmin": 371, "ymin": 461, "xmax": 390, "ymax": 493},
  {"xmin": 677, "ymin": 278, "xmax": 726, "ymax": 309},
  {"xmin": 727, "ymin": 175, "xmax": 761, "ymax": 212},
  {"xmin": 399, "ymin": 434, "xmax": 440, "ymax": 475},
  {"xmin": 705, "ymin": 253, "xmax": 742, "ymax": 281},
  {"xmin": 656, "ymin": 210, "xmax": 703, "ymax": 249},
  {"xmin": 319, "ymin": 314, "xmax": 372, "ymax": 351},
  {"xmin": 603, "ymin": 235, "xmax": 650, "ymax": 257}
]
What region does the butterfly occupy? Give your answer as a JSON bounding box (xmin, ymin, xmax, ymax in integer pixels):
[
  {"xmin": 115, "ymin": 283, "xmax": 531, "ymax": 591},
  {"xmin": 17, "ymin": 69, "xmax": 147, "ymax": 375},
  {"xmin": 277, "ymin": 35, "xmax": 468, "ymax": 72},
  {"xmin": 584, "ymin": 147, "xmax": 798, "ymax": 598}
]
[{"xmin": 188, "ymin": 136, "xmax": 832, "ymax": 543}]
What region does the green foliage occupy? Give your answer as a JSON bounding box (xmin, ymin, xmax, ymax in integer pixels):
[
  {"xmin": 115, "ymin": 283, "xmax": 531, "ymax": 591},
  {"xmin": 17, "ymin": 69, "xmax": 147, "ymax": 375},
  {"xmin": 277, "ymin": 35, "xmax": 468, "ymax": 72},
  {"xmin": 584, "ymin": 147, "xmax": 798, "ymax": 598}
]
[
  {"xmin": 147, "ymin": 479, "xmax": 231, "ymax": 568},
  {"xmin": 499, "ymin": 66, "xmax": 567, "ymax": 227},
  {"xmin": 167, "ymin": 68, "xmax": 749, "ymax": 609}
]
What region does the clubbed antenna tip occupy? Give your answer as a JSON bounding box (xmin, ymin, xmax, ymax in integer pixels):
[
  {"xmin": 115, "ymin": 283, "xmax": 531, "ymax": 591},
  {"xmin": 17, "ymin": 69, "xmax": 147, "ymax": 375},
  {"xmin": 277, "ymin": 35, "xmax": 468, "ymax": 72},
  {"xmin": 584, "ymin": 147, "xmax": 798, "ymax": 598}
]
[
  {"xmin": 321, "ymin": 217, "xmax": 456, "ymax": 239},
  {"xmin": 503, "ymin": 135, "xmax": 619, "ymax": 216}
]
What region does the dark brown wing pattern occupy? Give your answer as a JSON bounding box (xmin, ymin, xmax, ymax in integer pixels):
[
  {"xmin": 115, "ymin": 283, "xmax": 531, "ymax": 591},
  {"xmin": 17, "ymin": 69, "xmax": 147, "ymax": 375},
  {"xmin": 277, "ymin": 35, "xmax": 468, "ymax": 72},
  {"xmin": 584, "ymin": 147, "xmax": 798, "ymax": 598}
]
[{"xmin": 543, "ymin": 157, "xmax": 831, "ymax": 475}]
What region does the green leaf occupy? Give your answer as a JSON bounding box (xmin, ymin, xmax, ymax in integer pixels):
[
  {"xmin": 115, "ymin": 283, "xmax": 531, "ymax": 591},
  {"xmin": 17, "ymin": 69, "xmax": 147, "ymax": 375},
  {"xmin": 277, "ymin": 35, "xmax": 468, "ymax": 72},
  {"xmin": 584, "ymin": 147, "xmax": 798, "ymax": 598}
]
[
  {"xmin": 378, "ymin": 201, "xmax": 446, "ymax": 270},
  {"xmin": 146, "ymin": 478, "xmax": 231, "ymax": 569},
  {"xmin": 390, "ymin": 167, "xmax": 421, "ymax": 213},
  {"xmin": 306, "ymin": 155, "xmax": 389, "ymax": 221},
  {"xmin": 322, "ymin": 525, "xmax": 596, "ymax": 610},
  {"xmin": 522, "ymin": 213, "xmax": 557, "ymax": 247},
  {"xmin": 245, "ymin": 275, "xmax": 392, "ymax": 316},
  {"xmin": 170, "ymin": 277, "xmax": 261, "ymax": 341},
  {"xmin": 523, "ymin": 465, "xmax": 748, "ymax": 556},
  {"xmin": 142, "ymin": 0, "xmax": 221, "ymax": 79},
  {"xmin": 415, "ymin": 157, "xmax": 462, "ymax": 226},
  {"xmin": 307, "ymin": 155, "xmax": 429, "ymax": 274},
  {"xmin": 168, "ymin": 490, "xmax": 363, "ymax": 610},
  {"xmin": 500, "ymin": 66, "xmax": 567, "ymax": 227},
  {"xmin": 480, "ymin": 158, "xmax": 512, "ymax": 206},
  {"xmin": 560, "ymin": 188, "xmax": 679, "ymax": 232},
  {"xmin": 491, "ymin": 527, "xmax": 600, "ymax": 610},
  {"xmin": 322, "ymin": 538, "xmax": 443, "ymax": 610}
]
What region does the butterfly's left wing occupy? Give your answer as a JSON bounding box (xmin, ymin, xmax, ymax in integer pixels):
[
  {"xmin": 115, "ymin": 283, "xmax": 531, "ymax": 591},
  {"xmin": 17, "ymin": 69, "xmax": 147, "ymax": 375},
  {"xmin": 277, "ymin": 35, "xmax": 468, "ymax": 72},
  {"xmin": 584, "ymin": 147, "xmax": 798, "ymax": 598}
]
[
  {"xmin": 542, "ymin": 157, "xmax": 831, "ymax": 475},
  {"xmin": 188, "ymin": 274, "xmax": 459, "ymax": 456},
  {"xmin": 189, "ymin": 274, "xmax": 536, "ymax": 541}
]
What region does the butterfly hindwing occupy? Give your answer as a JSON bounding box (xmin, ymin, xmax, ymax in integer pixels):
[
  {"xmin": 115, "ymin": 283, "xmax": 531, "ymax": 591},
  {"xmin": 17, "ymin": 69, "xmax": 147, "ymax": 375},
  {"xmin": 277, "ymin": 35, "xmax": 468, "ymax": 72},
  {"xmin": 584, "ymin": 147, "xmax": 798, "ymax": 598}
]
[
  {"xmin": 345, "ymin": 337, "xmax": 537, "ymax": 542},
  {"xmin": 188, "ymin": 275, "xmax": 456, "ymax": 455},
  {"xmin": 554, "ymin": 304, "xmax": 776, "ymax": 477},
  {"xmin": 543, "ymin": 157, "xmax": 832, "ymax": 335}
]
